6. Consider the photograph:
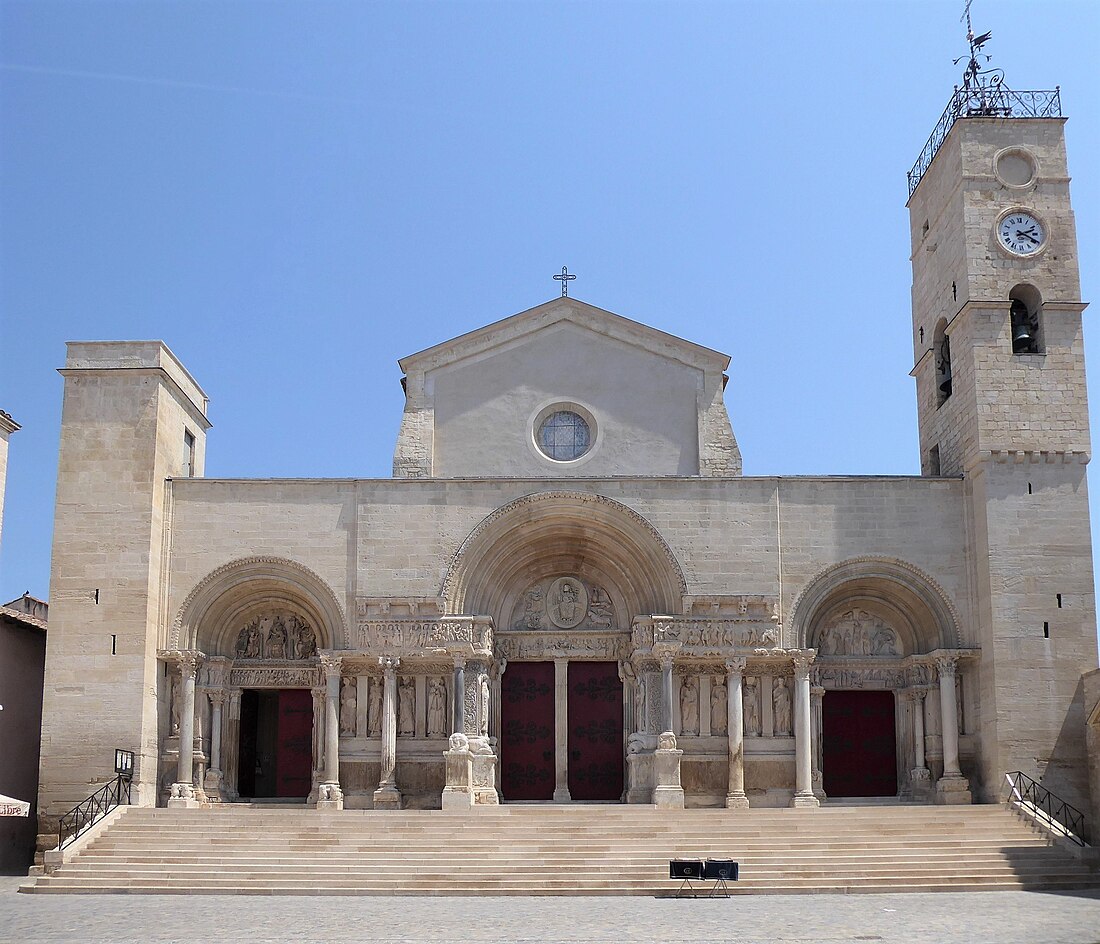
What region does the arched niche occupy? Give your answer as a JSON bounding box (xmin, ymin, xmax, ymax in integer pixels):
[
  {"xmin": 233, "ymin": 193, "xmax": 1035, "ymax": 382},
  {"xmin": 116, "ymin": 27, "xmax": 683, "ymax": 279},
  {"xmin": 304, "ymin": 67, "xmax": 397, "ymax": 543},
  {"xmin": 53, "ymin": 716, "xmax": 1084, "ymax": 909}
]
[
  {"xmin": 441, "ymin": 491, "xmax": 686, "ymax": 624},
  {"xmin": 170, "ymin": 556, "xmax": 348, "ymax": 654},
  {"xmin": 789, "ymin": 557, "xmax": 962, "ymax": 655}
]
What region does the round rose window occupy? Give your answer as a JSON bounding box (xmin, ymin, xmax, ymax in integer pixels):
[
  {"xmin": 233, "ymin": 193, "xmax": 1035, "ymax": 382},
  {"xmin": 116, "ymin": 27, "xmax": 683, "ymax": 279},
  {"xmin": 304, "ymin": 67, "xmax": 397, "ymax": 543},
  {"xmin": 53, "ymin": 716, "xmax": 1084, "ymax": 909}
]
[{"xmin": 537, "ymin": 410, "xmax": 592, "ymax": 462}]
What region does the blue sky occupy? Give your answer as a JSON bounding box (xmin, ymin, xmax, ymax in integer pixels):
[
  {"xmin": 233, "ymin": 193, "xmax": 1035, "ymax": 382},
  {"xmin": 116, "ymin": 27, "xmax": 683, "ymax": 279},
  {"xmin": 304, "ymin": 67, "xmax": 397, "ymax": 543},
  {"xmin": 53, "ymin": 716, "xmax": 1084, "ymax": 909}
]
[{"xmin": 1, "ymin": 0, "xmax": 1098, "ymax": 607}]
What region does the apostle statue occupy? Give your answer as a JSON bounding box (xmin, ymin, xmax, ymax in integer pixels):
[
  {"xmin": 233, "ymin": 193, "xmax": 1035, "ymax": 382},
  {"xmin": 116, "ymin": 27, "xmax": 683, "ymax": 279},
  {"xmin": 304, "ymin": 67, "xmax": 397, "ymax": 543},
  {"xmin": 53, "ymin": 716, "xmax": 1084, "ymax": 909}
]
[
  {"xmin": 679, "ymin": 675, "xmax": 699, "ymax": 736},
  {"xmin": 339, "ymin": 677, "xmax": 356, "ymax": 736},
  {"xmin": 427, "ymin": 677, "xmax": 447, "ymax": 738},
  {"xmin": 773, "ymin": 676, "xmax": 792, "ymax": 737},
  {"xmin": 743, "ymin": 678, "xmax": 761, "ymax": 737},
  {"xmin": 367, "ymin": 677, "xmax": 383, "ymax": 736},
  {"xmin": 711, "ymin": 677, "xmax": 727, "ymax": 735},
  {"xmin": 398, "ymin": 677, "xmax": 415, "ymax": 736}
]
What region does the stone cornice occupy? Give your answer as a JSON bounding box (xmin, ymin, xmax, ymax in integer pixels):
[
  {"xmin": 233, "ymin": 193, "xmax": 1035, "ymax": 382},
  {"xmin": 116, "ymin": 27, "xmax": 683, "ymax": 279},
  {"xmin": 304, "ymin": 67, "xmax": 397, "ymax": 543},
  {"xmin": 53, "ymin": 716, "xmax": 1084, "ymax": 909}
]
[{"xmin": 0, "ymin": 411, "xmax": 20, "ymax": 435}]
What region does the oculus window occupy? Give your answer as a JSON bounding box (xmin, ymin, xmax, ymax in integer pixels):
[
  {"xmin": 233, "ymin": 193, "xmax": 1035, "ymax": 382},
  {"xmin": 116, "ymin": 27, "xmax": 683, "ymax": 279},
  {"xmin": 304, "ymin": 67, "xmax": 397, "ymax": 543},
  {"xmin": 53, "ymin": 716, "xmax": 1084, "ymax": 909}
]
[{"xmin": 537, "ymin": 410, "xmax": 592, "ymax": 462}]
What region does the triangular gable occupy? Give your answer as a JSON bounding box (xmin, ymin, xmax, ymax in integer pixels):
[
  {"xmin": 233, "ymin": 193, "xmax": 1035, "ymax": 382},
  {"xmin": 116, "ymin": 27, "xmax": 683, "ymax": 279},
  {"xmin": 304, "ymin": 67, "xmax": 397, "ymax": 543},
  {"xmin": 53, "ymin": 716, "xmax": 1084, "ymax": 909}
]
[{"xmin": 398, "ymin": 298, "xmax": 730, "ymax": 376}]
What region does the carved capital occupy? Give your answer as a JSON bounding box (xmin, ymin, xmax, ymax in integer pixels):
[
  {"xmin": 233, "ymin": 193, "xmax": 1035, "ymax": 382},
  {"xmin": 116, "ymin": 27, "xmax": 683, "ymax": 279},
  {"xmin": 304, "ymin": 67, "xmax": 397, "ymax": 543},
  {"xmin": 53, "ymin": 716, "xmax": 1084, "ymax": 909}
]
[
  {"xmin": 724, "ymin": 657, "xmax": 747, "ymax": 676},
  {"xmin": 319, "ymin": 653, "xmax": 343, "ymax": 678},
  {"xmin": 380, "ymin": 656, "xmax": 400, "ymax": 675},
  {"xmin": 790, "ymin": 650, "xmax": 815, "ymax": 680},
  {"xmin": 177, "ymin": 650, "xmax": 203, "ymax": 678},
  {"xmin": 935, "ymin": 653, "xmax": 958, "ymax": 678},
  {"xmin": 207, "ymin": 691, "xmax": 226, "ymax": 708}
]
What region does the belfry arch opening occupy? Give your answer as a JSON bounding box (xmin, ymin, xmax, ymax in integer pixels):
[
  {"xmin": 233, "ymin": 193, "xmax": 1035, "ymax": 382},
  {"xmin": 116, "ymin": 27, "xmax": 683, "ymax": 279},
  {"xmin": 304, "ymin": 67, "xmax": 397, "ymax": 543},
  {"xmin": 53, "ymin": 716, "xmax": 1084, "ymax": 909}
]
[
  {"xmin": 1009, "ymin": 283, "xmax": 1044, "ymax": 355},
  {"xmin": 933, "ymin": 318, "xmax": 952, "ymax": 405}
]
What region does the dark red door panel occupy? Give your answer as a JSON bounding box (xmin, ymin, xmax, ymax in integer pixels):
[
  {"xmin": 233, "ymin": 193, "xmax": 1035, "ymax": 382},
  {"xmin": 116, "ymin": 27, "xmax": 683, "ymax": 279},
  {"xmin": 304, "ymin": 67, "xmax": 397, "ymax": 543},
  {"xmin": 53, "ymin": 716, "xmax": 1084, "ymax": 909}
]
[
  {"xmin": 822, "ymin": 690, "xmax": 897, "ymax": 797},
  {"xmin": 568, "ymin": 661, "xmax": 623, "ymax": 801},
  {"xmin": 276, "ymin": 689, "xmax": 313, "ymax": 798},
  {"xmin": 501, "ymin": 662, "xmax": 555, "ymax": 800}
]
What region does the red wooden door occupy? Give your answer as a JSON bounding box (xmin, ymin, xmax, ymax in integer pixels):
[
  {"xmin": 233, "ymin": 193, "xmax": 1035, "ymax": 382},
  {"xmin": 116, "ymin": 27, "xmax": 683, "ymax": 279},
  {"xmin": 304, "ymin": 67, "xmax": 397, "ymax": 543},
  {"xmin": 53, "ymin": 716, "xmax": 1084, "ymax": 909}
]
[
  {"xmin": 275, "ymin": 689, "xmax": 314, "ymax": 798},
  {"xmin": 568, "ymin": 661, "xmax": 623, "ymax": 801},
  {"xmin": 501, "ymin": 662, "xmax": 555, "ymax": 800},
  {"xmin": 822, "ymin": 690, "xmax": 897, "ymax": 797}
]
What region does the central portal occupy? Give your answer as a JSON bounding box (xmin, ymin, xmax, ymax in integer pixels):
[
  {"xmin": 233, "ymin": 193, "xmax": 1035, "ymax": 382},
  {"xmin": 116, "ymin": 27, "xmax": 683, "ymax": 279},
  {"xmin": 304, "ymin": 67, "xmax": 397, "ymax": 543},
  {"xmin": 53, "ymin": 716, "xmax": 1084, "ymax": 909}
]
[
  {"xmin": 237, "ymin": 688, "xmax": 313, "ymax": 799},
  {"xmin": 822, "ymin": 690, "xmax": 898, "ymax": 797},
  {"xmin": 500, "ymin": 660, "xmax": 623, "ymax": 802}
]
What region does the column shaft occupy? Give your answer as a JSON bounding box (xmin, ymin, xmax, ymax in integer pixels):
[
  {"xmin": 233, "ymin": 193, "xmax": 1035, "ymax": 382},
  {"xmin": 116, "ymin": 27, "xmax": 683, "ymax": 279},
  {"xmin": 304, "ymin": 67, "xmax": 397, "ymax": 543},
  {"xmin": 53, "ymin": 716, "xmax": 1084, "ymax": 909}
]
[
  {"xmin": 553, "ymin": 658, "xmax": 570, "ymax": 802},
  {"xmin": 325, "ymin": 670, "xmax": 341, "ymax": 784},
  {"xmin": 176, "ymin": 661, "xmax": 198, "ymax": 786},
  {"xmin": 380, "ymin": 661, "xmax": 398, "ymax": 787},
  {"xmin": 452, "ymin": 661, "xmax": 466, "ymax": 734},
  {"xmin": 938, "ymin": 663, "xmax": 962, "ymax": 777},
  {"xmin": 914, "ymin": 692, "xmax": 926, "ymax": 769},
  {"xmin": 660, "ymin": 658, "xmax": 674, "ymax": 733},
  {"xmin": 790, "ymin": 655, "xmax": 818, "ymax": 807},
  {"xmin": 726, "ymin": 659, "xmax": 748, "ymax": 808},
  {"xmin": 209, "ymin": 697, "xmax": 223, "ymax": 772}
]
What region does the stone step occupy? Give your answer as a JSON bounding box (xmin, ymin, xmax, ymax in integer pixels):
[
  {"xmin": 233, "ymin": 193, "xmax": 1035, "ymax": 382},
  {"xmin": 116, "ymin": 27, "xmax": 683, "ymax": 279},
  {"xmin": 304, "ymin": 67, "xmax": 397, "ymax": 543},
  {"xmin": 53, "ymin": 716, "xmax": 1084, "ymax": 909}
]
[{"xmin": 26, "ymin": 804, "xmax": 1098, "ymax": 897}]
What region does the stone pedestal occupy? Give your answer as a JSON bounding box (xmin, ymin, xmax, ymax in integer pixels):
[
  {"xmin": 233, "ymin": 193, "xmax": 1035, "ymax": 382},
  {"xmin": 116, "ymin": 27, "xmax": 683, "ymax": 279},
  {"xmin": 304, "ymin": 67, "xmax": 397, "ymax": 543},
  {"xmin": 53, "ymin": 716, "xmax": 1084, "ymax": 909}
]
[
  {"xmin": 317, "ymin": 782, "xmax": 344, "ymax": 810},
  {"xmin": 469, "ymin": 736, "xmax": 499, "ymax": 805},
  {"xmin": 167, "ymin": 782, "xmax": 201, "ymax": 809},
  {"xmin": 936, "ymin": 775, "xmax": 972, "ymax": 804},
  {"xmin": 202, "ymin": 768, "xmax": 223, "ymax": 803},
  {"xmin": 652, "ymin": 732, "xmax": 685, "ymax": 810},
  {"xmin": 442, "ymin": 733, "xmax": 473, "ymax": 811},
  {"xmin": 910, "ymin": 767, "xmax": 933, "ymax": 798}
]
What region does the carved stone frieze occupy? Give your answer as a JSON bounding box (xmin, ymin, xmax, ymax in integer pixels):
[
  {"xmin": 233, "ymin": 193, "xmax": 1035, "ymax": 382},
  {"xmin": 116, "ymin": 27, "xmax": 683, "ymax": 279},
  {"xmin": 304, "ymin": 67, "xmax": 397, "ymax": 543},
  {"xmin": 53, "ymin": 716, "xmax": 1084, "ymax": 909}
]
[
  {"xmin": 632, "ymin": 616, "xmax": 779, "ymax": 656},
  {"xmin": 229, "ymin": 666, "xmax": 320, "ymax": 688},
  {"xmin": 510, "ymin": 576, "xmax": 616, "ymax": 631},
  {"xmin": 816, "ymin": 666, "xmax": 906, "ymax": 690},
  {"xmin": 494, "ymin": 631, "xmax": 629, "ymax": 662},
  {"xmin": 354, "ymin": 613, "xmax": 493, "ymax": 656}
]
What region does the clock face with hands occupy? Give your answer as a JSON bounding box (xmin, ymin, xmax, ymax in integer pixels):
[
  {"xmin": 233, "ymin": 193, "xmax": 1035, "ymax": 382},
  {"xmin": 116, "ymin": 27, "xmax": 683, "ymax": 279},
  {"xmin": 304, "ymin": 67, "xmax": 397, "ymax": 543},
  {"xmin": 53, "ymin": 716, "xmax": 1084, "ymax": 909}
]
[{"xmin": 998, "ymin": 211, "xmax": 1045, "ymax": 256}]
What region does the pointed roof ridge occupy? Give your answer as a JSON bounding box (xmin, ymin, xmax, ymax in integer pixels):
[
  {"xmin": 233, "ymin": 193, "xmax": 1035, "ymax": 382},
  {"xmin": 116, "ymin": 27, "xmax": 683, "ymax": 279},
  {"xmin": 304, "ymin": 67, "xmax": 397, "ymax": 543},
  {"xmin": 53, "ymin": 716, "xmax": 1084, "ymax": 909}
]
[{"xmin": 398, "ymin": 297, "xmax": 730, "ymax": 375}]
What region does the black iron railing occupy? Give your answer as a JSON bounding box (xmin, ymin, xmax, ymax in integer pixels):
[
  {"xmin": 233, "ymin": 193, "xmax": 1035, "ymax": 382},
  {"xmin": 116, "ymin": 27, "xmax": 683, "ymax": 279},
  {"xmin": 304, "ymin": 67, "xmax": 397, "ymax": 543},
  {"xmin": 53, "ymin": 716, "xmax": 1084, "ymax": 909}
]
[
  {"xmin": 907, "ymin": 85, "xmax": 1061, "ymax": 197},
  {"xmin": 1003, "ymin": 770, "xmax": 1087, "ymax": 846},
  {"xmin": 57, "ymin": 775, "xmax": 132, "ymax": 850}
]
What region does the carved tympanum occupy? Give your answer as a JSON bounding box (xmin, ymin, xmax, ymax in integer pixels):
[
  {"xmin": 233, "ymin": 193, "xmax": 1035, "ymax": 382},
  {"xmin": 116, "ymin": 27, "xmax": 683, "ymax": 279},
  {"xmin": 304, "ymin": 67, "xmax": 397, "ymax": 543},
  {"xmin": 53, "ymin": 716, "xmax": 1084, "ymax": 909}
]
[
  {"xmin": 511, "ymin": 577, "xmax": 615, "ymax": 632},
  {"xmin": 817, "ymin": 608, "xmax": 899, "ymax": 657},
  {"xmin": 234, "ymin": 611, "xmax": 318, "ymax": 661}
]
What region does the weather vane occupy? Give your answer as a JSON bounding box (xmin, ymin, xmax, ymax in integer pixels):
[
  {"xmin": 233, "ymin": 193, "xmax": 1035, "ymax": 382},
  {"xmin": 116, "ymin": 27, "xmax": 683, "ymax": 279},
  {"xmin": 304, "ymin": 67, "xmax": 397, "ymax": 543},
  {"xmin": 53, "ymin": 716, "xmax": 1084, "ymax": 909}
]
[
  {"xmin": 553, "ymin": 266, "xmax": 576, "ymax": 298},
  {"xmin": 955, "ymin": 0, "xmax": 996, "ymax": 91}
]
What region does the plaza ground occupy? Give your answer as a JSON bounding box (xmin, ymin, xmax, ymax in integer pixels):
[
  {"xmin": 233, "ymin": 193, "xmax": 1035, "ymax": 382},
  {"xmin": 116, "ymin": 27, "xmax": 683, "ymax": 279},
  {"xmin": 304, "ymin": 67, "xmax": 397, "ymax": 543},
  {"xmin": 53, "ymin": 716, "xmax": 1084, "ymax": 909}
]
[{"xmin": 2, "ymin": 877, "xmax": 1099, "ymax": 944}]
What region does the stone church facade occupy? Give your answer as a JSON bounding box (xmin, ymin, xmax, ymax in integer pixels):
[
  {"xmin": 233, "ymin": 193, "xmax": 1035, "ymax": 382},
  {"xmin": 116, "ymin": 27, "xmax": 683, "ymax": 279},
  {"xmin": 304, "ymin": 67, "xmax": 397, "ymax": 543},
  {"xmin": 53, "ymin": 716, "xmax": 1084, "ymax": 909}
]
[{"xmin": 34, "ymin": 105, "xmax": 1099, "ymax": 841}]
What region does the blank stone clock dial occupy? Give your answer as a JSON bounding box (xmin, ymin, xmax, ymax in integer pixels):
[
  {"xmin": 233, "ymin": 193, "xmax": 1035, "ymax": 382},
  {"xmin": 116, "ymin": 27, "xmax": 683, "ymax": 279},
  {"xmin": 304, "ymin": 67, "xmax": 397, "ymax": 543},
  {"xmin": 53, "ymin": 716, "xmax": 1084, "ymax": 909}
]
[{"xmin": 998, "ymin": 212, "xmax": 1045, "ymax": 255}]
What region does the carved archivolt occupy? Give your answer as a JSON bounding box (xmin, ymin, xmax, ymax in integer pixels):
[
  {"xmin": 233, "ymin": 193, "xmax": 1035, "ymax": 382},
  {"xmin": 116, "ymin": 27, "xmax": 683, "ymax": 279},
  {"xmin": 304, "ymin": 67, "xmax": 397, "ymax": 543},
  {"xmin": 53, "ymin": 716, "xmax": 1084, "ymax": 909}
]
[
  {"xmin": 440, "ymin": 491, "xmax": 688, "ymax": 615},
  {"xmin": 788, "ymin": 557, "xmax": 963, "ymax": 652},
  {"xmin": 170, "ymin": 556, "xmax": 349, "ymax": 652}
]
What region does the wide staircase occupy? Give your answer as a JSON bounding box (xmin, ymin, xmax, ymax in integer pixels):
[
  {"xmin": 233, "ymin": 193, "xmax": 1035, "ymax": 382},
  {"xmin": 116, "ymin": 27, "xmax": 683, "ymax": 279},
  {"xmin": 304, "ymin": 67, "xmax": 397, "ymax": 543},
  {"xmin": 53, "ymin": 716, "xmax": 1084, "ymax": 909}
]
[{"xmin": 25, "ymin": 804, "xmax": 1100, "ymax": 896}]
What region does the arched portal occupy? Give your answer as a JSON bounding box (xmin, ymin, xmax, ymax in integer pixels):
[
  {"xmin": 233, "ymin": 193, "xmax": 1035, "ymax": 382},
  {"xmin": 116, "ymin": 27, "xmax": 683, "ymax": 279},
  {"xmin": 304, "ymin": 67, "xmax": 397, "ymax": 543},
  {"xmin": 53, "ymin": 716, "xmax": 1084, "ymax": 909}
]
[
  {"xmin": 443, "ymin": 491, "xmax": 686, "ymax": 802},
  {"xmin": 789, "ymin": 558, "xmax": 966, "ymax": 801}
]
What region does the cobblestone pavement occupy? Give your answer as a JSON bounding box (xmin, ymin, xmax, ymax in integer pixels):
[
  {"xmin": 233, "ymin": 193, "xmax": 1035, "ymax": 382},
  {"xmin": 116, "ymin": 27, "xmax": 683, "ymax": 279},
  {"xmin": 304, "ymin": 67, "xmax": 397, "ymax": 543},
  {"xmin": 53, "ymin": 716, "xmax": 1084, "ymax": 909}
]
[{"xmin": 2, "ymin": 877, "xmax": 1100, "ymax": 944}]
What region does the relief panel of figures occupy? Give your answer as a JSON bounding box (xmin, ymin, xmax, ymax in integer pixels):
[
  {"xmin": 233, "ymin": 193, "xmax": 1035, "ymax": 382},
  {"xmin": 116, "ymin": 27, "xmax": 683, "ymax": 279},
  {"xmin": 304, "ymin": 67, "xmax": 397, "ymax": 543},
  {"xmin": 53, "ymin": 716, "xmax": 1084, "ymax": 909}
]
[
  {"xmin": 337, "ymin": 672, "xmax": 450, "ymax": 740},
  {"xmin": 234, "ymin": 611, "xmax": 318, "ymax": 661}
]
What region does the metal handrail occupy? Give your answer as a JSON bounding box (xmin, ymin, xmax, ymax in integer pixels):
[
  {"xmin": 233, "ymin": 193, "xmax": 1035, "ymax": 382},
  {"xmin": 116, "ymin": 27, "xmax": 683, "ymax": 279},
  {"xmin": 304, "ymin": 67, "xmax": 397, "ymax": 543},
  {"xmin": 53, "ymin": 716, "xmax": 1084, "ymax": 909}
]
[
  {"xmin": 57, "ymin": 775, "xmax": 132, "ymax": 850},
  {"xmin": 1003, "ymin": 770, "xmax": 1087, "ymax": 847},
  {"xmin": 907, "ymin": 86, "xmax": 1061, "ymax": 197}
]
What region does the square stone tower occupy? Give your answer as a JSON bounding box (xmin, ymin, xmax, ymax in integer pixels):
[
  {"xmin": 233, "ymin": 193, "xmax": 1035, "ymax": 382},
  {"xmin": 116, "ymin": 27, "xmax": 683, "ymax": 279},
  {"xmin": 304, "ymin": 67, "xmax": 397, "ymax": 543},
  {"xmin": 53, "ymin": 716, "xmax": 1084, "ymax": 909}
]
[
  {"xmin": 908, "ymin": 86, "xmax": 1097, "ymax": 807},
  {"xmin": 37, "ymin": 343, "xmax": 209, "ymax": 837}
]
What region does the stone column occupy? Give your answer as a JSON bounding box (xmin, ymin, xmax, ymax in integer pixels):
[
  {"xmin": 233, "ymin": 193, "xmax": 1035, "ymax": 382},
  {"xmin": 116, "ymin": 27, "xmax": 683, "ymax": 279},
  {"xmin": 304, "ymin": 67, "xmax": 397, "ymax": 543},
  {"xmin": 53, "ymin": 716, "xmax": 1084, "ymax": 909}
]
[
  {"xmin": 659, "ymin": 650, "xmax": 674, "ymax": 734},
  {"xmin": 935, "ymin": 655, "xmax": 971, "ymax": 804},
  {"xmin": 224, "ymin": 688, "xmax": 242, "ymax": 800},
  {"xmin": 452, "ymin": 656, "xmax": 466, "ymax": 734},
  {"xmin": 310, "ymin": 686, "xmax": 326, "ymax": 801},
  {"xmin": 553, "ymin": 657, "xmax": 571, "ymax": 802},
  {"xmin": 374, "ymin": 656, "xmax": 402, "ymax": 809},
  {"xmin": 316, "ymin": 653, "xmax": 344, "ymax": 809},
  {"xmin": 790, "ymin": 652, "xmax": 819, "ymax": 808},
  {"xmin": 168, "ymin": 651, "xmax": 203, "ymax": 807},
  {"xmin": 202, "ymin": 691, "xmax": 225, "ymax": 800},
  {"xmin": 910, "ymin": 689, "xmax": 932, "ymax": 797},
  {"xmin": 725, "ymin": 658, "xmax": 749, "ymax": 809},
  {"xmin": 810, "ymin": 685, "xmax": 826, "ymax": 800}
]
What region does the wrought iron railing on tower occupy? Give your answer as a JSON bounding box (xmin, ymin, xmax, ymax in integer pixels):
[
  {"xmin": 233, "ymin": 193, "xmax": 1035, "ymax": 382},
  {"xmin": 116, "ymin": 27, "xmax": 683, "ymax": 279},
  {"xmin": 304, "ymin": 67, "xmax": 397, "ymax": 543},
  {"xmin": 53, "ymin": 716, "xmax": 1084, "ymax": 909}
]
[
  {"xmin": 1003, "ymin": 770, "xmax": 1087, "ymax": 847},
  {"xmin": 907, "ymin": 84, "xmax": 1061, "ymax": 197}
]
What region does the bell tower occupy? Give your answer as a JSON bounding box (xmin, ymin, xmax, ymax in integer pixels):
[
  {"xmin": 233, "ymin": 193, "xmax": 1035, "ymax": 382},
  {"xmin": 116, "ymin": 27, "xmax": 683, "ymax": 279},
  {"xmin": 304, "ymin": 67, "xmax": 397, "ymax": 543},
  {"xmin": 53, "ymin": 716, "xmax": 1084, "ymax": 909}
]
[{"xmin": 908, "ymin": 21, "xmax": 1097, "ymax": 808}]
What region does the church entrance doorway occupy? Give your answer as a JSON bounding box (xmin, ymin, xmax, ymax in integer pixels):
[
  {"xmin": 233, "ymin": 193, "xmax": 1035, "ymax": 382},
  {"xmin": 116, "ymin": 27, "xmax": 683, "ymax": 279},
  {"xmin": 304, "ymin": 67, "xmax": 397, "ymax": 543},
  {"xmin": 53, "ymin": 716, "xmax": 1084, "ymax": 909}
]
[
  {"xmin": 501, "ymin": 662, "xmax": 555, "ymax": 800},
  {"xmin": 567, "ymin": 661, "xmax": 623, "ymax": 801},
  {"xmin": 821, "ymin": 690, "xmax": 898, "ymax": 797},
  {"xmin": 237, "ymin": 689, "xmax": 313, "ymax": 799}
]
